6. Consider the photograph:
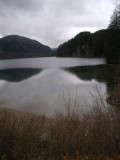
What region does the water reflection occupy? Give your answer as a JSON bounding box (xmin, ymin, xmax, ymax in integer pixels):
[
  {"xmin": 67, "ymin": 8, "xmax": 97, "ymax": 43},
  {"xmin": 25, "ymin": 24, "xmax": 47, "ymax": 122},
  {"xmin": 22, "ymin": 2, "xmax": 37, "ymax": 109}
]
[
  {"xmin": 0, "ymin": 68, "xmax": 41, "ymax": 82},
  {"xmin": 67, "ymin": 65, "xmax": 117, "ymax": 90},
  {"xmin": 0, "ymin": 68, "xmax": 107, "ymax": 115}
]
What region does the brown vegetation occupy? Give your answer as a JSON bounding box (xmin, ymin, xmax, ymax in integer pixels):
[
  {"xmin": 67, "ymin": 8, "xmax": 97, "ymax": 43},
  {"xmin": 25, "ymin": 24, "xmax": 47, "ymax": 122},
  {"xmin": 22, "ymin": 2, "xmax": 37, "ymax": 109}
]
[
  {"xmin": 0, "ymin": 103, "xmax": 120, "ymax": 160},
  {"xmin": 0, "ymin": 87, "xmax": 120, "ymax": 160}
]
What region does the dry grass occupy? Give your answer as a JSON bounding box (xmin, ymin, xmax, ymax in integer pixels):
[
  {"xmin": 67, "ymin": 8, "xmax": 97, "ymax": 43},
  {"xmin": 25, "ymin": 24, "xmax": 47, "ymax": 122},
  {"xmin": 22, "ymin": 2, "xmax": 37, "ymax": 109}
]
[{"xmin": 0, "ymin": 88, "xmax": 120, "ymax": 160}]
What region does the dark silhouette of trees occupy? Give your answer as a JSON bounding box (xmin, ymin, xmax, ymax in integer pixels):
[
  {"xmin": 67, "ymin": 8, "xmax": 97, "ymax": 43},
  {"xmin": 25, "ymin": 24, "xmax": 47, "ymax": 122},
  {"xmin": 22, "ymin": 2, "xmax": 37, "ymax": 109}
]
[
  {"xmin": 108, "ymin": 4, "xmax": 120, "ymax": 30},
  {"xmin": 57, "ymin": 30, "xmax": 120, "ymax": 64}
]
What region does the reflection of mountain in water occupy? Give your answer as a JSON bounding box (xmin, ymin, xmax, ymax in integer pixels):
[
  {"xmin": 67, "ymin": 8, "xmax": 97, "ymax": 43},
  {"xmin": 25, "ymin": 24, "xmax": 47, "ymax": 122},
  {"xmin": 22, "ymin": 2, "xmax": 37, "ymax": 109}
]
[
  {"xmin": 0, "ymin": 68, "xmax": 107, "ymax": 115},
  {"xmin": 66, "ymin": 65, "xmax": 117, "ymax": 90},
  {"xmin": 0, "ymin": 68, "xmax": 41, "ymax": 82}
]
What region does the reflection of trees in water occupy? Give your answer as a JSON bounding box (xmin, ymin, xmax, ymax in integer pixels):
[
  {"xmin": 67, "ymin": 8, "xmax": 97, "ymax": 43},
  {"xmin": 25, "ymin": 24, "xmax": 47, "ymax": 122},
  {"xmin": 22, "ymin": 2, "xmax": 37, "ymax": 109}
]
[
  {"xmin": 106, "ymin": 66, "xmax": 120, "ymax": 106},
  {"xmin": 66, "ymin": 65, "xmax": 117, "ymax": 90},
  {"xmin": 66, "ymin": 64, "xmax": 120, "ymax": 107},
  {"xmin": 0, "ymin": 68, "xmax": 41, "ymax": 82}
]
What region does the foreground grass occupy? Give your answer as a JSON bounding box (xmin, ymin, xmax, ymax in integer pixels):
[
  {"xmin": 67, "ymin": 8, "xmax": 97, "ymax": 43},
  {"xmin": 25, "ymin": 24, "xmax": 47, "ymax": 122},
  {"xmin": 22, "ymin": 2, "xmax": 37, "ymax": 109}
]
[{"xmin": 0, "ymin": 97, "xmax": 120, "ymax": 160}]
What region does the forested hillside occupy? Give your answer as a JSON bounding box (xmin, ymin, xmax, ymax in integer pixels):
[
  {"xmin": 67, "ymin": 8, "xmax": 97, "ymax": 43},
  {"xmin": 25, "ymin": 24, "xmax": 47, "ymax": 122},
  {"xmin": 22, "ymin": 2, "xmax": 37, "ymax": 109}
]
[
  {"xmin": 57, "ymin": 4, "xmax": 120, "ymax": 64},
  {"xmin": 0, "ymin": 35, "xmax": 53, "ymax": 59},
  {"xmin": 57, "ymin": 29, "xmax": 120, "ymax": 64}
]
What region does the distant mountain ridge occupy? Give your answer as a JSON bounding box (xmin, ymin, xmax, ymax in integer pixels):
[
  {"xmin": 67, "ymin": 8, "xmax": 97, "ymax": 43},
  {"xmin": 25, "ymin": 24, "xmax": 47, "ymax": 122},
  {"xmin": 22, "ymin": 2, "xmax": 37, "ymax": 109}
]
[
  {"xmin": 0, "ymin": 35, "xmax": 53, "ymax": 59},
  {"xmin": 57, "ymin": 29, "xmax": 120, "ymax": 64}
]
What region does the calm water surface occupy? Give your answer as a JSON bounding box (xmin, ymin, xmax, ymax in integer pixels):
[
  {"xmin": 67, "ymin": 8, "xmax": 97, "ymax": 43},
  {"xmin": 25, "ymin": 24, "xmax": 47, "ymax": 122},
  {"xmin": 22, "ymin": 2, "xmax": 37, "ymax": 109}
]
[
  {"xmin": 0, "ymin": 57, "xmax": 105, "ymax": 69},
  {"xmin": 0, "ymin": 57, "xmax": 114, "ymax": 116}
]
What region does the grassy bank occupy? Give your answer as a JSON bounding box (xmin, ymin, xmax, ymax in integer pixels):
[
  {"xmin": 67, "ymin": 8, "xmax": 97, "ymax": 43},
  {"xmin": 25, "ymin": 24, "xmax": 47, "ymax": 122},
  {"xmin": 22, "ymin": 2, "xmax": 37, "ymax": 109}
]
[{"xmin": 0, "ymin": 96, "xmax": 120, "ymax": 160}]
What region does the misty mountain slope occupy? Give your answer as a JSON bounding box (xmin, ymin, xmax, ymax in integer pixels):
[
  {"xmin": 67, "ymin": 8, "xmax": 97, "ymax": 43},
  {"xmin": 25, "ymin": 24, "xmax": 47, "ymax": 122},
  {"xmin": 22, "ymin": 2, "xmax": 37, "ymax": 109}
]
[{"xmin": 0, "ymin": 35, "xmax": 53, "ymax": 59}]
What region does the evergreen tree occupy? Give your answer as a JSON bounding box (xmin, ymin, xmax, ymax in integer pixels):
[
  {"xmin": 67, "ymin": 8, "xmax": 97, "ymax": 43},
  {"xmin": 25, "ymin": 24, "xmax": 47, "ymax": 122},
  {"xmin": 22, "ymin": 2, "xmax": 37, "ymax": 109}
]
[{"xmin": 108, "ymin": 4, "xmax": 120, "ymax": 29}]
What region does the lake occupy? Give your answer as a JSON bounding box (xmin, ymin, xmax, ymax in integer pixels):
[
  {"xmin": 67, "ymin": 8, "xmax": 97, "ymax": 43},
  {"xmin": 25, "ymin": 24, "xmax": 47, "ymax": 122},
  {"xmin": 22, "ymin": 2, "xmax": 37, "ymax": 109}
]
[{"xmin": 0, "ymin": 57, "xmax": 116, "ymax": 116}]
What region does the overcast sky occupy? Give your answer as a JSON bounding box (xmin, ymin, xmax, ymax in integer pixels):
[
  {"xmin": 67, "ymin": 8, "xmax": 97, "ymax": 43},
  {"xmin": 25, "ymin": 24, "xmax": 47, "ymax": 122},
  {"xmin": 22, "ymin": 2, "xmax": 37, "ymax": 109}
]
[{"xmin": 0, "ymin": 0, "xmax": 118, "ymax": 47}]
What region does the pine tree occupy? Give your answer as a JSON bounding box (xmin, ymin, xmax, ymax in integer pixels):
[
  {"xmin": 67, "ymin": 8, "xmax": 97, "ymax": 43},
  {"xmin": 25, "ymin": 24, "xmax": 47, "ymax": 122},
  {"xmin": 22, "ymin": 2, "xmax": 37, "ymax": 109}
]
[{"xmin": 108, "ymin": 4, "xmax": 120, "ymax": 29}]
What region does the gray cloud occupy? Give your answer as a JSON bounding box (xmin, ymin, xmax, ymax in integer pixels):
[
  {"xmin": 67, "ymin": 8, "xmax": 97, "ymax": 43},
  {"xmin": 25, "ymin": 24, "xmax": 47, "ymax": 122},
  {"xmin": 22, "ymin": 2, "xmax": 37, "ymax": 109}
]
[{"xmin": 0, "ymin": 0, "xmax": 116, "ymax": 47}]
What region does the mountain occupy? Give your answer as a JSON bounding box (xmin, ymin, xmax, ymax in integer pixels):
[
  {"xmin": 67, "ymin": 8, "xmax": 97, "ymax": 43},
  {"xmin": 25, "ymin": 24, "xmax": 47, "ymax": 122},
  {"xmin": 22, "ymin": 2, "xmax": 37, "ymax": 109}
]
[
  {"xmin": 57, "ymin": 29, "xmax": 120, "ymax": 64},
  {"xmin": 0, "ymin": 35, "xmax": 53, "ymax": 59}
]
